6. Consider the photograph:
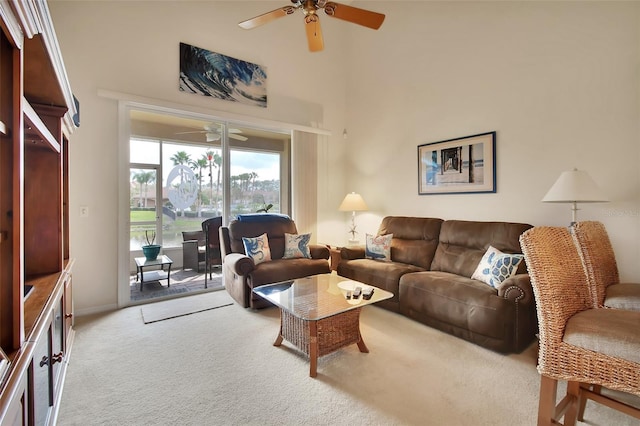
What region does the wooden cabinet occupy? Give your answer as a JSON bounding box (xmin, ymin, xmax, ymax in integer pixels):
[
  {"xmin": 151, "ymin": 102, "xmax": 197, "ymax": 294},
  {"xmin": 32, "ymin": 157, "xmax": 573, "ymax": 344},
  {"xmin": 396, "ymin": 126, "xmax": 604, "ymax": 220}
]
[{"xmin": 0, "ymin": 1, "xmax": 77, "ymax": 424}]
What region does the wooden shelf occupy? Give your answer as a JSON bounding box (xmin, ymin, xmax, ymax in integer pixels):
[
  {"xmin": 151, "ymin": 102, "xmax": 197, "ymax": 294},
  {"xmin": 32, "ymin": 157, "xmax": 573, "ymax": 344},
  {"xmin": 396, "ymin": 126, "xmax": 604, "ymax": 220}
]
[
  {"xmin": 23, "ymin": 99, "xmax": 61, "ymax": 153},
  {"xmin": 0, "ymin": 1, "xmax": 76, "ymax": 424}
]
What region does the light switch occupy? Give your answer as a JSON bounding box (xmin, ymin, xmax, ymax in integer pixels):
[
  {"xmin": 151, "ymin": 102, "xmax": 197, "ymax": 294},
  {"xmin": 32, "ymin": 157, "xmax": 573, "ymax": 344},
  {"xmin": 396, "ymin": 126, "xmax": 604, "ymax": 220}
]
[{"xmin": 80, "ymin": 206, "xmax": 89, "ymax": 217}]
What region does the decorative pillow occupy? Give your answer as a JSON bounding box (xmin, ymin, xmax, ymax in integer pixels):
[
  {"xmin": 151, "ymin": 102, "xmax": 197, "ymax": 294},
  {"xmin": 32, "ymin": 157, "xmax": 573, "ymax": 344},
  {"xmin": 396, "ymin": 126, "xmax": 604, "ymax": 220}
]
[
  {"xmin": 365, "ymin": 233, "xmax": 393, "ymax": 261},
  {"xmin": 471, "ymin": 245, "xmax": 524, "ymax": 288},
  {"xmin": 242, "ymin": 233, "xmax": 271, "ymax": 265},
  {"xmin": 283, "ymin": 233, "xmax": 312, "ymax": 259}
]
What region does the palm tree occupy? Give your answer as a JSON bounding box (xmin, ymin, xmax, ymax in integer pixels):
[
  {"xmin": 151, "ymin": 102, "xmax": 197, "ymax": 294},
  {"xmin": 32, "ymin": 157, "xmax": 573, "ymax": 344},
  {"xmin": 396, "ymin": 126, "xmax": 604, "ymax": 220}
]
[
  {"xmin": 212, "ymin": 151, "xmax": 222, "ymax": 210},
  {"xmin": 206, "ymin": 150, "xmax": 221, "ymax": 210},
  {"xmin": 170, "ymin": 151, "xmax": 191, "ymax": 183},
  {"xmin": 131, "ymin": 170, "xmax": 155, "ymax": 207},
  {"xmin": 249, "ymin": 172, "xmax": 258, "ymax": 191},
  {"xmin": 190, "ymin": 156, "xmax": 208, "ymax": 216}
]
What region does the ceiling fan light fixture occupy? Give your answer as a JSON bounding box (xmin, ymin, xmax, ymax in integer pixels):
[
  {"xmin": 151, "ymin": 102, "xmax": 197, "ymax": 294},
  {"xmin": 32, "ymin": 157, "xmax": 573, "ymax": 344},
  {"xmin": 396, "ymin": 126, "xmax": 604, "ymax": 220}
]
[{"xmin": 205, "ymin": 132, "xmax": 220, "ymax": 142}]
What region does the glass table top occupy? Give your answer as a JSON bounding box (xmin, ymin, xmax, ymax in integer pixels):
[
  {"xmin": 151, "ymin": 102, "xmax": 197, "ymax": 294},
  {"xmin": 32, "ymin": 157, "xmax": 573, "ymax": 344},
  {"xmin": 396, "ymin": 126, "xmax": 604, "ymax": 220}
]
[
  {"xmin": 134, "ymin": 255, "xmax": 172, "ymax": 267},
  {"xmin": 252, "ymin": 273, "xmax": 393, "ymax": 321}
]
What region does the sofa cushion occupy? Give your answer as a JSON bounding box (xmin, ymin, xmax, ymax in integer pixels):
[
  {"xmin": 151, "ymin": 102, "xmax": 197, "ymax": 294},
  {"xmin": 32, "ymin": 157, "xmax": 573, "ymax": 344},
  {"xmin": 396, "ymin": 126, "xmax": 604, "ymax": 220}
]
[
  {"xmin": 471, "ymin": 246, "xmax": 524, "ymax": 288},
  {"xmin": 283, "ymin": 233, "xmax": 311, "ymax": 259},
  {"xmin": 242, "ymin": 233, "xmax": 271, "ymax": 265},
  {"xmin": 399, "ymin": 271, "xmax": 515, "ymax": 341},
  {"xmin": 365, "ymin": 233, "xmax": 393, "ymax": 261},
  {"xmin": 338, "ymin": 258, "xmax": 426, "ymax": 308},
  {"xmin": 228, "ymin": 218, "xmax": 298, "ymax": 259},
  {"xmin": 431, "ymin": 220, "xmax": 532, "ymax": 277},
  {"xmin": 248, "ymin": 259, "xmax": 332, "ymax": 287},
  {"xmin": 376, "ymin": 216, "xmax": 443, "ymax": 269}
]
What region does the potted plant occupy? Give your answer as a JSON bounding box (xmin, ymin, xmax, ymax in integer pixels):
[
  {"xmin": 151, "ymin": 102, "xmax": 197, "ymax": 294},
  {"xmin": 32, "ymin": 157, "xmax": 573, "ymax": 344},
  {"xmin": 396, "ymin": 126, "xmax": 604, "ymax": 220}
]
[{"xmin": 141, "ymin": 230, "xmax": 161, "ymax": 261}]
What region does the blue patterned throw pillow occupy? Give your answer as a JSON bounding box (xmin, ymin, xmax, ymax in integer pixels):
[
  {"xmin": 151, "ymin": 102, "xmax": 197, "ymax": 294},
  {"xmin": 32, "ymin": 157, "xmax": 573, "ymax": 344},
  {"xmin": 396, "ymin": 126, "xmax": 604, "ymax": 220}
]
[
  {"xmin": 242, "ymin": 233, "xmax": 271, "ymax": 265},
  {"xmin": 471, "ymin": 245, "xmax": 523, "ymax": 288},
  {"xmin": 365, "ymin": 233, "xmax": 393, "ymax": 261},
  {"xmin": 283, "ymin": 233, "xmax": 311, "ymax": 259}
]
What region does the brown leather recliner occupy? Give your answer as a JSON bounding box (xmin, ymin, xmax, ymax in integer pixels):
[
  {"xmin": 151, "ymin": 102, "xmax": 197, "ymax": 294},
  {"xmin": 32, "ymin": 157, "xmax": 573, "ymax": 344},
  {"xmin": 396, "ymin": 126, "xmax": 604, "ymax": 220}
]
[{"xmin": 219, "ymin": 215, "xmax": 331, "ymax": 309}]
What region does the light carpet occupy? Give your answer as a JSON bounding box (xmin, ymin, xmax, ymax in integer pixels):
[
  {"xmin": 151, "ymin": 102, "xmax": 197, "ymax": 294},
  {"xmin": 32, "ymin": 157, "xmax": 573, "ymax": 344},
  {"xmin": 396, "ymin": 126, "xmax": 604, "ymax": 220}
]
[
  {"xmin": 140, "ymin": 290, "xmax": 234, "ymax": 323},
  {"xmin": 57, "ymin": 293, "xmax": 638, "ymax": 426}
]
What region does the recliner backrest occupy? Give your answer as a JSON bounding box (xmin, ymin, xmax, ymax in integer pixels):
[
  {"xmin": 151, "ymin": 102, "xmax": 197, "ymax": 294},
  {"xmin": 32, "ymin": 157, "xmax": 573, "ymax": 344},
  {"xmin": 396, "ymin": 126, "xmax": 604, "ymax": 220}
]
[
  {"xmin": 431, "ymin": 220, "xmax": 532, "ymax": 277},
  {"xmin": 377, "ymin": 216, "xmax": 443, "ymax": 269},
  {"xmin": 227, "ymin": 217, "xmax": 298, "ymax": 260}
]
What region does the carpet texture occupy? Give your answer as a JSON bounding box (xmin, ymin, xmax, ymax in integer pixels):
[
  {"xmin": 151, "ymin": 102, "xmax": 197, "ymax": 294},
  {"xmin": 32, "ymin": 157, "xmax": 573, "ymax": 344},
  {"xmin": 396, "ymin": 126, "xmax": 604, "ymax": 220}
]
[
  {"xmin": 140, "ymin": 290, "xmax": 234, "ymax": 323},
  {"xmin": 57, "ymin": 292, "xmax": 639, "ymax": 426}
]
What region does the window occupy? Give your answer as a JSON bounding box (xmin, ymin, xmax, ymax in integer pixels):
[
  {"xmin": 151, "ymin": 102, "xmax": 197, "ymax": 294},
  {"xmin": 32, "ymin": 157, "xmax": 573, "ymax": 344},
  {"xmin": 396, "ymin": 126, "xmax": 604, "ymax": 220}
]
[{"xmin": 128, "ymin": 110, "xmax": 290, "ymax": 250}]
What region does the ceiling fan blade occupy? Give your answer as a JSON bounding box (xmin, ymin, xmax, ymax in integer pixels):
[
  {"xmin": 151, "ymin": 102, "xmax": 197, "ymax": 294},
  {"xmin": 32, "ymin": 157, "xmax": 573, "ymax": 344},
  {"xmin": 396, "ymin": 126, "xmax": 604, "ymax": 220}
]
[
  {"xmin": 230, "ymin": 133, "xmax": 248, "ymax": 142},
  {"xmin": 174, "ymin": 130, "xmax": 207, "ymax": 135},
  {"xmin": 323, "ymin": 2, "xmax": 385, "ymax": 30},
  {"xmin": 238, "ymin": 6, "xmax": 297, "ymax": 30},
  {"xmin": 304, "ymin": 14, "xmax": 324, "ymax": 52}
]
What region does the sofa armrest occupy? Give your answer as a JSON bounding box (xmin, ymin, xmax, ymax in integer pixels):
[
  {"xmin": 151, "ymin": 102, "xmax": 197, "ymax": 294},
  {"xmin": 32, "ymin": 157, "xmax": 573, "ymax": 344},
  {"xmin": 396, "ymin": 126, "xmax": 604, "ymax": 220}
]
[
  {"xmin": 224, "ymin": 252, "xmax": 255, "ymax": 276},
  {"xmin": 340, "ymin": 246, "xmax": 365, "ymax": 260},
  {"xmin": 309, "ymin": 244, "xmax": 330, "ymax": 260},
  {"xmin": 497, "ymin": 273, "xmax": 535, "ymax": 304}
]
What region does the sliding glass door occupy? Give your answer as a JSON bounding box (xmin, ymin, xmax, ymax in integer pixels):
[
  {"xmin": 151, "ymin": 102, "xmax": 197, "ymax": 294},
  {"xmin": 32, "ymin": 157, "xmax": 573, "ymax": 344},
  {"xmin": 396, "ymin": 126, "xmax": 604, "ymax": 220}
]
[{"xmin": 124, "ymin": 107, "xmax": 290, "ymax": 304}]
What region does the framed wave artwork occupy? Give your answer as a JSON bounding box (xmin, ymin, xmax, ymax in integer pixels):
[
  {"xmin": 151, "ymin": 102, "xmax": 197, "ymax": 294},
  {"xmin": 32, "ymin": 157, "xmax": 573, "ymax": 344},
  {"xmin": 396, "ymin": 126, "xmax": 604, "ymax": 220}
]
[{"xmin": 179, "ymin": 42, "xmax": 267, "ymax": 108}]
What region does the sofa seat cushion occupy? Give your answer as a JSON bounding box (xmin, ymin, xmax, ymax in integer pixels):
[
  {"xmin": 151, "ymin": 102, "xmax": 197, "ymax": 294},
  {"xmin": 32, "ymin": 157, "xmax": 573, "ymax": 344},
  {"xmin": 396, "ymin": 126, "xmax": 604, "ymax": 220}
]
[
  {"xmin": 338, "ymin": 258, "xmax": 426, "ymax": 305},
  {"xmin": 399, "ymin": 271, "xmax": 514, "ymax": 341},
  {"xmin": 248, "ymin": 258, "xmax": 331, "ymax": 287}
]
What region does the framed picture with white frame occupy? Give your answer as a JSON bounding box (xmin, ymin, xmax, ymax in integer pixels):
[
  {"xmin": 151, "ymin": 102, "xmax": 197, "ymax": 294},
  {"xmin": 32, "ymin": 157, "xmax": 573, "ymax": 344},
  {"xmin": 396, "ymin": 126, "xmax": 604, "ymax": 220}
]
[{"xmin": 418, "ymin": 131, "xmax": 496, "ymax": 195}]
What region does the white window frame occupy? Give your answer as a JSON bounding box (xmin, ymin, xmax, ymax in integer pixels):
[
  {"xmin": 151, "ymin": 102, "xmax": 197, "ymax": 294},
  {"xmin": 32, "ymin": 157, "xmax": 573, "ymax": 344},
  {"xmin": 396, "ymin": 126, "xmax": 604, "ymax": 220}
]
[{"xmin": 115, "ymin": 97, "xmax": 328, "ymax": 308}]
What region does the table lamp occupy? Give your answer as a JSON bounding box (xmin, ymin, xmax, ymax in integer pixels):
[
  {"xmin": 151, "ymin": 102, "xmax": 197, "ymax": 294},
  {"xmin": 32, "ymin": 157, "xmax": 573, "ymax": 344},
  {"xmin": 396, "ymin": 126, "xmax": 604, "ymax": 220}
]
[
  {"xmin": 542, "ymin": 168, "xmax": 608, "ymax": 225},
  {"xmin": 339, "ymin": 192, "xmax": 368, "ymax": 245}
]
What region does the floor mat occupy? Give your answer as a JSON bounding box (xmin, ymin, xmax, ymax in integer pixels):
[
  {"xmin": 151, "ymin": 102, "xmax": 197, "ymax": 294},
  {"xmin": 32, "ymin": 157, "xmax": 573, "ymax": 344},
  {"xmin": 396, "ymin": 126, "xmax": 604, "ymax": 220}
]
[{"xmin": 141, "ymin": 290, "xmax": 234, "ymax": 323}]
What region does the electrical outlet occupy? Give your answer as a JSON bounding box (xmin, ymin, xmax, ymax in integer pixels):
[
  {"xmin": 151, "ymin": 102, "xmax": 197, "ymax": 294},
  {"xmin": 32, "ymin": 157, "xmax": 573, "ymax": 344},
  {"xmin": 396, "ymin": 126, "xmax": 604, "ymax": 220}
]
[{"xmin": 80, "ymin": 206, "xmax": 89, "ymax": 217}]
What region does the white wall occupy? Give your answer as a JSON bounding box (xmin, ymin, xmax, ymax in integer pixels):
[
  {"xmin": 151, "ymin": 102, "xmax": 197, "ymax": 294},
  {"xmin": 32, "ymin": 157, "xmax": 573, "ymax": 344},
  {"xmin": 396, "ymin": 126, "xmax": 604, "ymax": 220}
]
[
  {"xmin": 50, "ymin": 1, "xmax": 640, "ymax": 314},
  {"xmin": 49, "ymin": 1, "xmax": 349, "ymax": 314},
  {"xmin": 342, "ymin": 1, "xmax": 640, "ymax": 280}
]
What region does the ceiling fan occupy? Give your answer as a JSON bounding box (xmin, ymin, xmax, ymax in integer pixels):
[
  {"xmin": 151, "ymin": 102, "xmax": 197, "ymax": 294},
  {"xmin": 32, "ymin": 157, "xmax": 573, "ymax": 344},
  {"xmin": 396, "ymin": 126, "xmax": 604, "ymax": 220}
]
[
  {"xmin": 175, "ymin": 124, "xmax": 248, "ymax": 142},
  {"xmin": 238, "ymin": 0, "xmax": 385, "ymax": 52}
]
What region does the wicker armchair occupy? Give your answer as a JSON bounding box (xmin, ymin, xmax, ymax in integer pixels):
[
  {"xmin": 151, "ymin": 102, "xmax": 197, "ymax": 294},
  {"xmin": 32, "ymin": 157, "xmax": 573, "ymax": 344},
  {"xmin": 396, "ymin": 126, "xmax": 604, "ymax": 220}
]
[
  {"xmin": 571, "ymin": 221, "xmax": 640, "ymax": 311},
  {"xmin": 519, "ymin": 226, "xmax": 640, "ymax": 425}
]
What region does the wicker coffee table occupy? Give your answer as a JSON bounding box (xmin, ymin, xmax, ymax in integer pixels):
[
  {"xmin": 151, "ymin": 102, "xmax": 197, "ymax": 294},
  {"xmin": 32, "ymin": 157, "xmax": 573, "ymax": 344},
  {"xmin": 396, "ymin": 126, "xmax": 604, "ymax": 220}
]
[{"xmin": 252, "ymin": 273, "xmax": 393, "ymax": 377}]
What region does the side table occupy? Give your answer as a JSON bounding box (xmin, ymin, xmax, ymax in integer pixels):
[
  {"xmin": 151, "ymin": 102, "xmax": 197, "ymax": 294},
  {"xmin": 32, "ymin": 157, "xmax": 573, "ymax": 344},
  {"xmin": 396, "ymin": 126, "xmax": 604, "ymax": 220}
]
[
  {"xmin": 135, "ymin": 255, "xmax": 173, "ymax": 291},
  {"xmin": 326, "ymin": 245, "xmax": 342, "ymax": 271}
]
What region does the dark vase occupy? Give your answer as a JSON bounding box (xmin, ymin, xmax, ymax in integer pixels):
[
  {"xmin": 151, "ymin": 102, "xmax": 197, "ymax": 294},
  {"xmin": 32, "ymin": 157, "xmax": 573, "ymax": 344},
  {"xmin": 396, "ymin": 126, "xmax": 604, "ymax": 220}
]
[{"xmin": 142, "ymin": 244, "xmax": 161, "ymax": 261}]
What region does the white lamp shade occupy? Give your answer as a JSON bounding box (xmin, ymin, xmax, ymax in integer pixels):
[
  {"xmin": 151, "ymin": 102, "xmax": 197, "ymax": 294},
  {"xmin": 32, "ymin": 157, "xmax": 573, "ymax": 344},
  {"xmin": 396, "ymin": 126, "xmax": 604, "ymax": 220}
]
[
  {"xmin": 339, "ymin": 192, "xmax": 368, "ymax": 211},
  {"xmin": 542, "ymin": 169, "xmax": 608, "ymax": 203}
]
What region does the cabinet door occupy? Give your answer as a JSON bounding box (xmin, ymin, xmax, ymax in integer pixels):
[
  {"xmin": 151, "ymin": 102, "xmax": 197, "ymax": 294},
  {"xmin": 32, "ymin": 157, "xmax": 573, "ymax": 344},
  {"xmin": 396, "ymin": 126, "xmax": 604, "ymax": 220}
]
[
  {"xmin": 0, "ymin": 372, "xmax": 29, "ymax": 426},
  {"xmin": 51, "ymin": 298, "xmax": 64, "ymax": 398},
  {"xmin": 31, "ymin": 320, "xmax": 53, "ymax": 426},
  {"xmin": 63, "ymin": 271, "xmax": 73, "ymax": 348}
]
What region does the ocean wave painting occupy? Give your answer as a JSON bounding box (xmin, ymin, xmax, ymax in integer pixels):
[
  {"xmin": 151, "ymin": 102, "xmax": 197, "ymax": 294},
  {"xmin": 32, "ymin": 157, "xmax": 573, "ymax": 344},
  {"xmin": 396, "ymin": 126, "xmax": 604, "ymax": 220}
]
[{"xmin": 179, "ymin": 42, "xmax": 267, "ymax": 108}]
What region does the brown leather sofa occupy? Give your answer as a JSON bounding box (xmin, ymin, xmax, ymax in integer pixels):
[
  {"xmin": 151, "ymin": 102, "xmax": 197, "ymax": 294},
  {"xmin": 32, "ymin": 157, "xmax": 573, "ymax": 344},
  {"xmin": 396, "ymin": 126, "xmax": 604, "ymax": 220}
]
[
  {"xmin": 219, "ymin": 215, "xmax": 331, "ymax": 309},
  {"xmin": 338, "ymin": 216, "xmax": 537, "ymax": 353}
]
